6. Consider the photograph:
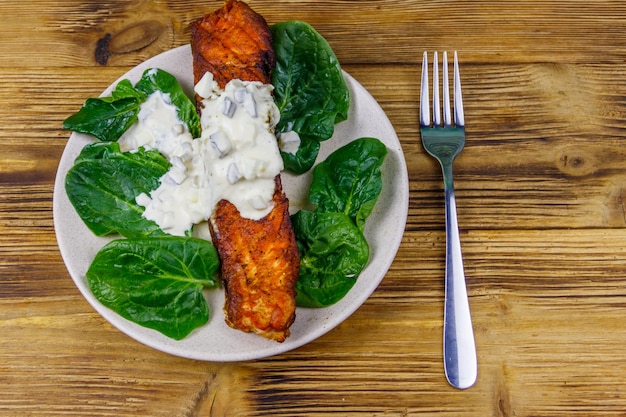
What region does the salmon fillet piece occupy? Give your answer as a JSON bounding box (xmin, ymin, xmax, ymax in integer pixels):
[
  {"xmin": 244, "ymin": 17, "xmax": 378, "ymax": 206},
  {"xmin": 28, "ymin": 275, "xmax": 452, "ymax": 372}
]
[
  {"xmin": 191, "ymin": 0, "xmax": 275, "ymax": 88},
  {"xmin": 190, "ymin": 0, "xmax": 299, "ymax": 342},
  {"xmin": 211, "ymin": 177, "xmax": 299, "ymax": 342}
]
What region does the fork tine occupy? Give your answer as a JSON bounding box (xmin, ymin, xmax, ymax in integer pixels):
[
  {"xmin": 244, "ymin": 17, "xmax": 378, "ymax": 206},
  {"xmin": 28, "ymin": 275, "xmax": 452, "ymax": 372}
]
[
  {"xmin": 432, "ymin": 52, "xmax": 441, "ymax": 127},
  {"xmin": 443, "ymin": 51, "xmax": 451, "ymax": 127},
  {"xmin": 420, "ymin": 52, "xmax": 430, "ymax": 127},
  {"xmin": 454, "ymin": 51, "xmax": 465, "ymax": 127}
]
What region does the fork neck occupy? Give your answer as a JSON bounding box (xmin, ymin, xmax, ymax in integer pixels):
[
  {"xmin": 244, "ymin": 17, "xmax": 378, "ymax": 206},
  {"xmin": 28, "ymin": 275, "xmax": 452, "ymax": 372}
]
[{"xmin": 438, "ymin": 161, "xmax": 455, "ymax": 192}]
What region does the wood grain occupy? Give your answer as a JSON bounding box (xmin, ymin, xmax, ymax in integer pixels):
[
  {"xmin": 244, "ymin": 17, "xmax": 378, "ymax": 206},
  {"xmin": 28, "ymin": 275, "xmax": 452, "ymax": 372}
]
[{"xmin": 2, "ymin": 0, "xmax": 626, "ymax": 416}]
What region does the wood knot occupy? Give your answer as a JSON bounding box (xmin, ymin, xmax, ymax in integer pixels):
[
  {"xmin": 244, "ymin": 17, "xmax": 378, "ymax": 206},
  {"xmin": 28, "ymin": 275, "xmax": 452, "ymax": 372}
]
[
  {"xmin": 95, "ymin": 20, "xmax": 164, "ymax": 65},
  {"xmin": 555, "ymin": 146, "xmax": 598, "ymax": 177}
]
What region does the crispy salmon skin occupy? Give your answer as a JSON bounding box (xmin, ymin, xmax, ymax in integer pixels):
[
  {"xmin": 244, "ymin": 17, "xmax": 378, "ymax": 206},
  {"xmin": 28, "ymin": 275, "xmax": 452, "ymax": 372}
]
[
  {"xmin": 191, "ymin": 0, "xmax": 275, "ymax": 89},
  {"xmin": 191, "ymin": 0, "xmax": 299, "ymax": 342},
  {"xmin": 211, "ymin": 177, "xmax": 299, "ymax": 342}
]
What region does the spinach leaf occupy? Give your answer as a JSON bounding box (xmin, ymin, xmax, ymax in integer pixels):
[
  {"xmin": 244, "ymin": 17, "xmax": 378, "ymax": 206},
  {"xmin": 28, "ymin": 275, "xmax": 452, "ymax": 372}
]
[
  {"xmin": 292, "ymin": 210, "xmax": 369, "ymax": 307},
  {"xmin": 62, "ymin": 97, "xmax": 142, "ymax": 142},
  {"xmin": 111, "ymin": 79, "xmax": 148, "ymax": 101},
  {"xmin": 271, "ymin": 21, "xmax": 350, "ymax": 174},
  {"xmin": 65, "ymin": 141, "xmax": 169, "ymax": 238},
  {"xmin": 86, "ymin": 237, "xmax": 220, "ymax": 340},
  {"xmin": 310, "ymin": 137, "xmax": 387, "ymax": 230},
  {"xmin": 63, "ymin": 68, "xmax": 200, "ymax": 141},
  {"xmin": 279, "ymin": 134, "xmax": 320, "ymax": 175},
  {"xmin": 134, "ymin": 68, "xmax": 201, "ymax": 139},
  {"xmin": 292, "ymin": 137, "xmax": 387, "ymax": 307}
]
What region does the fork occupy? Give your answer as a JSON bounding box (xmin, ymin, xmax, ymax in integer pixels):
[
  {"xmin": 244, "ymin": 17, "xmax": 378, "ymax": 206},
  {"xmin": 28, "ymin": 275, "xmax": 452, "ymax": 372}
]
[{"xmin": 420, "ymin": 51, "xmax": 477, "ymax": 389}]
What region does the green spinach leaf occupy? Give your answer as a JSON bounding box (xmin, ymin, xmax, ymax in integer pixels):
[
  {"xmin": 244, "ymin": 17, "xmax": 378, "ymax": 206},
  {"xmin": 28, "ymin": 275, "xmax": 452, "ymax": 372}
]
[
  {"xmin": 310, "ymin": 137, "xmax": 387, "ymax": 230},
  {"xmin": 279, "ymin": 134, "xmax": 320, "ymax": 175},
  {"xmin": 134, "ymin": 68, "xmax": 201, "ymax": 138},
  {"xmin": 292, "ymin": 210, "xmax": 369, "ymax": 307},
  {"xmin": 111, "ymin": 79, "xmax": 148, "ymax": 101},
  {"xmin": 65, "ymin": 141, "xmax": 169, "ymax": 238},
  {"xmin": 271, "ymin": 21, "xmax": 350, "ymax": 174},
  {"xmin": 63, "ymin": 68, "xmax": 200, "ymax": 141},
  {"xmin": 86, "ymin": 237, "xmax": 220, "ymax": 340},
  {"xmin": 292, "ymin": 137, "xmax": 387, "ymax": 307},
  {"xmin": 62, "ymin": 97, "xmax": 142, "ymax": 142}
]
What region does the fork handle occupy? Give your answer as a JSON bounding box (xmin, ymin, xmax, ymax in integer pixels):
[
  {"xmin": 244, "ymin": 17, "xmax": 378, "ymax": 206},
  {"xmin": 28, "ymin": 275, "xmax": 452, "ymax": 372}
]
[{"xmin": 442, "ymin": 170, "xmax": 477, "ymax": 389}]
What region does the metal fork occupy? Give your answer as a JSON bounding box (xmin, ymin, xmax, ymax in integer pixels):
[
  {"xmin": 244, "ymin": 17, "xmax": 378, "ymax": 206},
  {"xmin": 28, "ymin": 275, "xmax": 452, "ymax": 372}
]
[{"xmin": 420, "ymin": 51, "xmax": 477, "ymax": 390}]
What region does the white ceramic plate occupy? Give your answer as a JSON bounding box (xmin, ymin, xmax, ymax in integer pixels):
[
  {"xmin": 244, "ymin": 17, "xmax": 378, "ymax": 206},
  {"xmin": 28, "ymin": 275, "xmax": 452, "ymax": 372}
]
[{"xmin": 53, "ymin": 45, "xmax": 408, "ymax": 361}]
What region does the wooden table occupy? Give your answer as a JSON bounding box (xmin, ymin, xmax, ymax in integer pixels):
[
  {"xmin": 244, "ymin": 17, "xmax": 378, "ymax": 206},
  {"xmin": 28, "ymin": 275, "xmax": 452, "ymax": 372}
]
[{"xmin": 2, "ymin": 1, "xmax": 626, "ymax": 415}]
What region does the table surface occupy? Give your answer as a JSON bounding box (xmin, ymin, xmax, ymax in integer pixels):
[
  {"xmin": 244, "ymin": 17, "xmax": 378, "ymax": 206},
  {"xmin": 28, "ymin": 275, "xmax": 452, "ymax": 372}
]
[{"xmin": 3, "ymin": 1, "xmax": 626, "ymax": 415}]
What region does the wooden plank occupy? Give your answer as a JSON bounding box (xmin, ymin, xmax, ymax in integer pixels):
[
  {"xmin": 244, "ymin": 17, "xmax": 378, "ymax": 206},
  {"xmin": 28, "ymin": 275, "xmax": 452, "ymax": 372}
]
[
  {"xmin": 1, "ymin": 1, "xmax": 626, "ymax": 68},
  {"xmin": 5, "ymin": 64, "xmax": 626, "ymax": 231}
]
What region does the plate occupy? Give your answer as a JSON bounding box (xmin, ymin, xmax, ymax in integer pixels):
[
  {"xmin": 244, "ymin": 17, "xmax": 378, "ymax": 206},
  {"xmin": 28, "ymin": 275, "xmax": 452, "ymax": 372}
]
[{"xmin": 53, "ymin": 45, "xmax": 409, "ymax": 361}]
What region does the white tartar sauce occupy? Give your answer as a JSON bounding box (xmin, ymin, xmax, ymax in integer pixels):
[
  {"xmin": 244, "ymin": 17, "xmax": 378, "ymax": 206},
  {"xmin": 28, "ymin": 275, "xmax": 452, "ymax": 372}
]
[{"xmin": 117, "ymin": 71, "xmax": 283, "ymax": 236}]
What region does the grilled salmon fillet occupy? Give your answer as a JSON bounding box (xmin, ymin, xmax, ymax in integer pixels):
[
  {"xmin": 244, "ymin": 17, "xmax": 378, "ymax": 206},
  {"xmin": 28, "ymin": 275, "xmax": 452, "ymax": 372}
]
[
  {"xmin": 191, "ymin": 0, "xmax": 275, "ymax": 89},
  {"xmin": 191, "ymin": 0, "xmax": 299, "ymax": 342},
  {"xmin": 211, "ymin": 177, "xmax": 299, "ymax": 341}
]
